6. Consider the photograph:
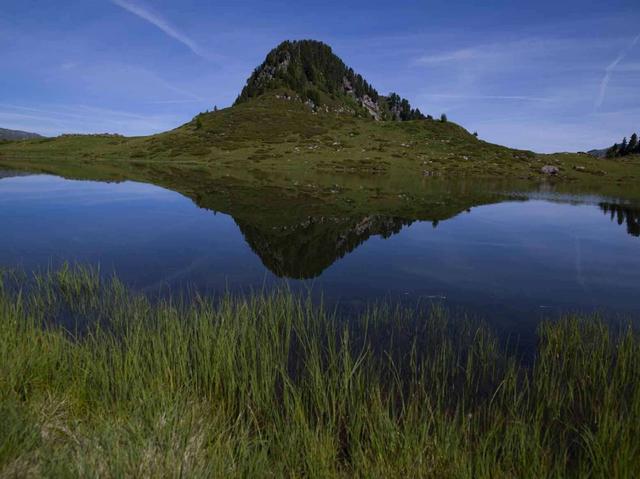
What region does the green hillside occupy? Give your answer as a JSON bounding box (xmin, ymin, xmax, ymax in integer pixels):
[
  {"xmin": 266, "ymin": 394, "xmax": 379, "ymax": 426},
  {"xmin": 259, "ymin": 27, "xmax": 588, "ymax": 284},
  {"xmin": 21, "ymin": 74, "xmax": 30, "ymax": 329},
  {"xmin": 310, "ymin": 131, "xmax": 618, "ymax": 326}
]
[{"xmin": 1, "ymin": 39, "xmax": 640, "ymax": 209}]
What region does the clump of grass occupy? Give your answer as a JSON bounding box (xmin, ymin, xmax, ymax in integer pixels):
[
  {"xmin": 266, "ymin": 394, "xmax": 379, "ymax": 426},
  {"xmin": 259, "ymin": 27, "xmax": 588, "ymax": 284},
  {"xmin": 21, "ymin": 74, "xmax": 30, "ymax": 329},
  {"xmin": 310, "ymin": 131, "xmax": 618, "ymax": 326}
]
[{"xmin": 1, "ymin": 266, "xmax": 639, "ymax": 477}]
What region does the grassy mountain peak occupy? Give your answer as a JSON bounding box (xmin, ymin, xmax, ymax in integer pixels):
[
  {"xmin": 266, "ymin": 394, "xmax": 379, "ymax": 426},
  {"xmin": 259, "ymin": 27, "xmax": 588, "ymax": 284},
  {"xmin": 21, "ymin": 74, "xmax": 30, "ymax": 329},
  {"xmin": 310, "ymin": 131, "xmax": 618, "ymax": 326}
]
[
  {"xmin": 234, "ymin": 39, "xmax": 425, "ymax": 121},
  {"xmin": 2, "ymin": 39, "xmax": 640, "ymax": 209}
]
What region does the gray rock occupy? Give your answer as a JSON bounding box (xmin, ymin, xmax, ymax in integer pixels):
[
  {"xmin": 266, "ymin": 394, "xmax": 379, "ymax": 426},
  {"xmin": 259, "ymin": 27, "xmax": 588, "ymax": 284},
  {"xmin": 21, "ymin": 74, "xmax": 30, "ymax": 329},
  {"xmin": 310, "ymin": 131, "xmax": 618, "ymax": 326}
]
[
  {"xmin": 360, "ymin": 94, "xmax": 381, "ymax": 120},
  {"xmin": 541, "ymin": 165, "xmax": 560, "ymax": 175}
]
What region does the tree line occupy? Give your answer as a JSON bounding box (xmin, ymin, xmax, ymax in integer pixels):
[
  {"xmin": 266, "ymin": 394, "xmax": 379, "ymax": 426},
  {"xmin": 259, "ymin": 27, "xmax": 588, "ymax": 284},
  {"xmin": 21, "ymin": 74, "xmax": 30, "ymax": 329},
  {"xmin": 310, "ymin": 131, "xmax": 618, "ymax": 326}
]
[
  {"xmin": 606, "ymin": 132, "xmax": 640, "ymax": 158},
  {"xmin": 384, "ymin": 93, "xmax": 425, "ymax": 121},
  {"xmin": 600, "ymin": 203, "xmax": 640, "ymax": 237},
  {"xmin": 235, "ymin": 40, "xmax": 380, "ymax": 106}
]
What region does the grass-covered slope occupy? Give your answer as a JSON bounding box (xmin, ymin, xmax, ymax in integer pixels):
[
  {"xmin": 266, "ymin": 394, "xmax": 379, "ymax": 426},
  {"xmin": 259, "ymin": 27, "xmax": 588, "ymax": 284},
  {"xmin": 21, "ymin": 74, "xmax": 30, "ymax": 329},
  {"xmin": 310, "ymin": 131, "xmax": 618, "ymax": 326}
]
[
  {"xmin": 1, "ymin": 266, "xmax": 639, "ymax": 477},
  {"xmin": 2, "ymin": 94, "xmax": 640, "ymax": 218},
  {"xmin": 2, "ymin": 93, "xmax": 640, "ymax": 244},
  {"xmin": 2, "ymin": 38, "xmax": 640, "ymax": 207}
]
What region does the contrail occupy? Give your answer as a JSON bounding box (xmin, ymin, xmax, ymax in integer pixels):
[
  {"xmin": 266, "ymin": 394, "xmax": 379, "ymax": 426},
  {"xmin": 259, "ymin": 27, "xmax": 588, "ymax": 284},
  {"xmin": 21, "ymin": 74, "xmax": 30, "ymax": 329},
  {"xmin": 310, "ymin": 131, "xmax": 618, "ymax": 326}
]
[
  {"xmin": 595, "ymin": 33, "xmax": 640, "ymax": 109},
  {"xmin": 111, "ymin": 0, "xmax": 213, "ymax": 60}
]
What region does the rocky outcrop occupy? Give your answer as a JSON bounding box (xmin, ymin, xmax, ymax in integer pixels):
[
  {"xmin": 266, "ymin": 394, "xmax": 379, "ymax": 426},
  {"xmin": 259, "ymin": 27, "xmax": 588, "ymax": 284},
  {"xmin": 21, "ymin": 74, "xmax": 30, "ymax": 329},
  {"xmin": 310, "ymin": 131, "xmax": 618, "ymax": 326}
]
[
  {"xmin": 360, "ymin": 94, "xmax": 382, "ymax": 120},
  {"xmin": 541, "ymin": 165, "xmax": 559, "ymax": 175},
  {"xmin": 254, "ymin": 51, "xmax": 291, "ymax": 85},
  {"xmin": 343, "ymin": 76, "xmax": 381, "ymax": 120}
]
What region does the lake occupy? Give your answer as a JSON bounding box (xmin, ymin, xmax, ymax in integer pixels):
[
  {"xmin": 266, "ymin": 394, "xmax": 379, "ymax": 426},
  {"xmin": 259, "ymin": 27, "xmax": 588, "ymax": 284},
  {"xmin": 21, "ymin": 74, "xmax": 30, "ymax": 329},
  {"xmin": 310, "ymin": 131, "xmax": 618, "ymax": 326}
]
[{"xmin": 1, "ymin": 171, "xmax": 639, "ymax": 337}]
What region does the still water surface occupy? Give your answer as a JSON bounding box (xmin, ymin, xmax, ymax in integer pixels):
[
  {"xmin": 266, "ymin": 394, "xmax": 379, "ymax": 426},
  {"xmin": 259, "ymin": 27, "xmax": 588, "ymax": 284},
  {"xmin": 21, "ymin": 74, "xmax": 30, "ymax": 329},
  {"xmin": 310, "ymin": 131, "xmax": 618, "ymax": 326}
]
[{"xmin": 1, "ymin": 173, "xmax": 639, "ymax": 335}]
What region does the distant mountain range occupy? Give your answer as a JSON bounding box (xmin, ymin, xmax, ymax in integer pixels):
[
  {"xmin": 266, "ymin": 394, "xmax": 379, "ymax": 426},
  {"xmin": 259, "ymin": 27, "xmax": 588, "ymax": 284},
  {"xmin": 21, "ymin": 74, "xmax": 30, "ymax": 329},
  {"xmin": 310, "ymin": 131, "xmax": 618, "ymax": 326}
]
[{"xmin": 0, "ymin": 128, "xmax": 43, "ymax": 141}]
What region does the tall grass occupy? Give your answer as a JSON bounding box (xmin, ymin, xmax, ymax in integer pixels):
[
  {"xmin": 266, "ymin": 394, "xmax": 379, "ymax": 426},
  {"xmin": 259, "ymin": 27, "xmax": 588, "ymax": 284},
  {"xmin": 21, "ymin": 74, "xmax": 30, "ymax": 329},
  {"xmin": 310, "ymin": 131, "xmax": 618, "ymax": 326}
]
[{"xmin": 1, "ymin": 266, "xmax": 639, "ymax": 477}]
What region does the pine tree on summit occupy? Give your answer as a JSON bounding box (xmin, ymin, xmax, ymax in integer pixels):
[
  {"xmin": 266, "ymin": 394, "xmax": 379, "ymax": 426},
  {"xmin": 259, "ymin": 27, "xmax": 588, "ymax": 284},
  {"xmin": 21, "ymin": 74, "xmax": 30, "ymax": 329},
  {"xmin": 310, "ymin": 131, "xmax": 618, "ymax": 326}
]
[
  {"xmin": 606, "ymin": 143, "xmax": 619, "ymax": 158},
  {"xmin": 620, "ymin": 137, "xmax": 628, "ymax": 156},
  {"xmin": 234, "ymin": 40, "xmax": 428, "ymax": 121},
  {"xmin": 628, "ymin": 133, "xmax": 638, "ymax": 154},
  {"xmin": 607, "ymin": 132, "xmax": 640, "ymax": 157}
]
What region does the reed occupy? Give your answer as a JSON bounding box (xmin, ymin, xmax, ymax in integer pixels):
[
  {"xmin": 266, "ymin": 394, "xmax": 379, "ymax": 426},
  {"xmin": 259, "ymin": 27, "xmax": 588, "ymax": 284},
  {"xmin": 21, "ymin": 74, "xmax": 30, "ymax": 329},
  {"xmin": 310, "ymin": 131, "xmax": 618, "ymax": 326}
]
[{"xmin": 1, "ymin": 266, "xmax": 638, "ymax": 477}]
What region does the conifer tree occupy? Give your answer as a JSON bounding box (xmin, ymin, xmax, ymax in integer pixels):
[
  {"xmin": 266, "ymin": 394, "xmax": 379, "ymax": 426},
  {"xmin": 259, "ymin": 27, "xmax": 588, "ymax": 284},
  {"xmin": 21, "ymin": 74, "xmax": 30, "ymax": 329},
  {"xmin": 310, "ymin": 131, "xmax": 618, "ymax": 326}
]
[{"xmin": 628, "ymin": 133, "xmax": 638, "ymax": 153}]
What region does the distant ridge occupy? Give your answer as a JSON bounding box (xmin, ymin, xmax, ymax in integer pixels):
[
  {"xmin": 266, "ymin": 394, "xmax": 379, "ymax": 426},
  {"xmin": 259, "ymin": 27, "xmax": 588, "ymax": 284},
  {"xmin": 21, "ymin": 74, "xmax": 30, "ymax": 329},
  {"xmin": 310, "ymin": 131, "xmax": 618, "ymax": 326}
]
[
  {"xmin": 587, "ymin": 148, "xmax": 608, "ymax": 159},
  {"xmin": 0, "ymin": 127, "xmax": 43, "ymax": 141}
]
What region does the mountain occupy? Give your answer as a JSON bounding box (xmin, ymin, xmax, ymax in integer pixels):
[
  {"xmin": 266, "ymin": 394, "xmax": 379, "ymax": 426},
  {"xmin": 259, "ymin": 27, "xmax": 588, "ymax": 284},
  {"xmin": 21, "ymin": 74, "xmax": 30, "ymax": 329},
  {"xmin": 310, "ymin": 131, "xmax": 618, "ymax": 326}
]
[
  {"xmin": 1, "ymin": 39, "xmax": 639, "ymax": 205},
  {"xmin": 0, "ymin": 128, "xmax": 42, "ymax": 141},
  {"xmin": 587, "ymin": 148, "xmax": 608, "ymax": 158},
  {"xmin": 234, "ymin": 40, "xmax": 424, "ymax": 121}
]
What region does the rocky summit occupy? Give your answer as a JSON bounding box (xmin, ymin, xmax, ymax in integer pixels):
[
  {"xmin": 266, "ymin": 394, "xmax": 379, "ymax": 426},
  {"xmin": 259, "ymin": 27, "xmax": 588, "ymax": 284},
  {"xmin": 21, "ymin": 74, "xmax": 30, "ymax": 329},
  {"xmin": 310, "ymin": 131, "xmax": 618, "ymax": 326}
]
[{"xmin": 234, "ymin": 39, "xmax": 425, "ymax": 121}]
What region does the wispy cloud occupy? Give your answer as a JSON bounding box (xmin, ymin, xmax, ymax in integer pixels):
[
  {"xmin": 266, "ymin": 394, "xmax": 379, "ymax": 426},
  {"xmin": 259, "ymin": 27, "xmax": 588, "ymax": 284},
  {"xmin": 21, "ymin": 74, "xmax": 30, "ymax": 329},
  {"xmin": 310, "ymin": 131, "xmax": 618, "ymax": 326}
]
[
  {"xmin": 595, "ymin": 33, "xmax": 640, "ymax": 109},
  {"xmin": 416, "ymin": 48, "xmax": 482, "ymax": 64},
  {"xmin": 110, "ymin": 0, "xmax": 214, "ymax": 60},
  {"xmin": 146, "ymin": 99, "xmax": 203, "ymax": 104},
  {"xmin": 421, "ymin": 94, "xmax": 554, "ymax": 103},
  {"xmin": 150, "ymin": 72, "xmax": 205, "ymax": 101},
  {"xmin": 51, "ymin": 61, "xmax": 207, "ymax": 103},
  {"xmin": 0, "ymin": 103, "xmax": 182, "ymax": 136},
  {"xmin": 414, "ymin": 37, "xmax": 620, "ymax": 70},
  {"xmin": 414, "ymin": 40, "xmax": 548, "ymax": 66}
]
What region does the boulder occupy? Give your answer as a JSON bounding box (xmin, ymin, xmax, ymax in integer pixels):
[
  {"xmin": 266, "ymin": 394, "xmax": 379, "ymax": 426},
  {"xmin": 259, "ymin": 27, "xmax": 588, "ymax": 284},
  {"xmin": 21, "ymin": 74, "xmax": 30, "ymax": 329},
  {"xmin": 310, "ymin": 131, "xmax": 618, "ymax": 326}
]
[{"xmin": 541, "ymin": 165, "xmax": 560, "ymax": 175}]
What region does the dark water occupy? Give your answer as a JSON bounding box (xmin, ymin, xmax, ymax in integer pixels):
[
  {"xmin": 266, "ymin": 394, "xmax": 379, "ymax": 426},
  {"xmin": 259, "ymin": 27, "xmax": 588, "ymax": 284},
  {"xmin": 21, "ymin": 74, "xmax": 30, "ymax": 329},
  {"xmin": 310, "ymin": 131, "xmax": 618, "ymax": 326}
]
[{"xmin": 1, "ymin": 173, "xmax": 639, "ymax": 335}]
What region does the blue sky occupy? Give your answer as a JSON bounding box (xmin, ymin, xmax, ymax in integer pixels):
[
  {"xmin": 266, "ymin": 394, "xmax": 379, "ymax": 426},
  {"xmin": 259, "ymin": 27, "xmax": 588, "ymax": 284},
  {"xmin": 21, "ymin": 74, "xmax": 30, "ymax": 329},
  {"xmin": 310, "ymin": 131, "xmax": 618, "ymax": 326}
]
[{"xmin": 1, "ymin": 0, "xmax": 639, "ymax": 152}]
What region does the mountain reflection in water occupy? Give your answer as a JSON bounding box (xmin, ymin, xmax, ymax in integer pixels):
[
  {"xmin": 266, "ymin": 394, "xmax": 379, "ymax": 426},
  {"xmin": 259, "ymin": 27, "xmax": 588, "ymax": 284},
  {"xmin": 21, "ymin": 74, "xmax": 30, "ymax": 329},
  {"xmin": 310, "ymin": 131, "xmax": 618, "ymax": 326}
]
[
  {"xmin": 2, "ymin": 172, "xmax": 640, "ymax": 330},
  {"xmin": 237, "ymin": 215, "xmax": 412, "ymax": 279}
]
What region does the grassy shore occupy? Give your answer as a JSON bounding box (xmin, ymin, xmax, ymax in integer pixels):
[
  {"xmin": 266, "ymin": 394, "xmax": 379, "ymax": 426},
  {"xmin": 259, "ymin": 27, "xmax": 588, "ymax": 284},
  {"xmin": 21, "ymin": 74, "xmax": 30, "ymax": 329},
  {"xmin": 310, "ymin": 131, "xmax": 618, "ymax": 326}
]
[
  {"xmin": 0, "ymin": 266, "xmax": 639, "ymax": 477},
  {"xmin": 2, "ymin": 93, "xmax": 640, "ymax": 214}
]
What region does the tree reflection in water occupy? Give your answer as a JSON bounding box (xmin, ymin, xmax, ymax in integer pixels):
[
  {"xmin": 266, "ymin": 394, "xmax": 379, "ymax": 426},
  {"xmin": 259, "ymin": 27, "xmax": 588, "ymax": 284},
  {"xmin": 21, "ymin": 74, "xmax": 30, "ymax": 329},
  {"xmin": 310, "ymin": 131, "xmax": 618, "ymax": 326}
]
[{"xmin": 600, "ymin": 203, "xmax": 640, "ymax": 237}]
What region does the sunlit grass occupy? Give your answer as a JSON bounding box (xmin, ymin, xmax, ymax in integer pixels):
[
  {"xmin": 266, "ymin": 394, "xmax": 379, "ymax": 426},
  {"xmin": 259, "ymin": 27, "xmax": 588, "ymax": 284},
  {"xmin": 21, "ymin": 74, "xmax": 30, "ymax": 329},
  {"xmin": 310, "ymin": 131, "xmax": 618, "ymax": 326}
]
[{"xmin": 1, "ymin": 265, "xmax": 639, "ymax": 477}]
